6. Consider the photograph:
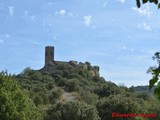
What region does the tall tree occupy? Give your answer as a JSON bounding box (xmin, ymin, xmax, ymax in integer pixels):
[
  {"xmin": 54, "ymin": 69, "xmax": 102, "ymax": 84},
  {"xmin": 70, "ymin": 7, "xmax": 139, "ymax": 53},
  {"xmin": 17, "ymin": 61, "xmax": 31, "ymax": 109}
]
[{"xmin": 0, "ymin": 71, "xmax": 41, "ymax": 120}]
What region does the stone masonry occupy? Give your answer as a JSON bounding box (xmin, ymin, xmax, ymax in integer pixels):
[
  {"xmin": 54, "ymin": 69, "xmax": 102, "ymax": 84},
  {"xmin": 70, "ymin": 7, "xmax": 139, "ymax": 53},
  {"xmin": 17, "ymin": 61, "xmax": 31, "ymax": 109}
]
[{"xmin": 39, "ymin": 46, "xmax": 100, "ymax": 76}]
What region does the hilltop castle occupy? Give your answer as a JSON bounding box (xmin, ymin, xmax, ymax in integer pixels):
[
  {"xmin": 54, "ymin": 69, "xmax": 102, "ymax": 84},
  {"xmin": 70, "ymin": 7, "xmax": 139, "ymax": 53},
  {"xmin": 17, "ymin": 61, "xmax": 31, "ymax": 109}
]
[{"xmin": 39, "ymin": 46, "xmax": 100, "ymax": 76}]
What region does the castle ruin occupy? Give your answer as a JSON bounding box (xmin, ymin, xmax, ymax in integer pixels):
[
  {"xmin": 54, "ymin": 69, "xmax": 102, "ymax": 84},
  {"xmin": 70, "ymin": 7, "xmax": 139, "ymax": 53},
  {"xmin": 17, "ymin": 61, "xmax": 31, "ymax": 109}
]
[{"xmin": 39, "ymin": 46, "xmax": 100, "ymax": 76}]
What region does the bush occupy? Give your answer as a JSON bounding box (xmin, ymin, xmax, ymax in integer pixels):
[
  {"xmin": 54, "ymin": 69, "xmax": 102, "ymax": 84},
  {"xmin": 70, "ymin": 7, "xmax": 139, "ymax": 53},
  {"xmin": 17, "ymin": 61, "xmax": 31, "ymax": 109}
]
[
  {"xmin": 78, "ymin": 91, "xmax": 99, "ymax": 105},
  {"xmin": 0, "ymin": 71, "xmax": 42, "ymax": 120},
  {"xmin": 65, "ymin": 79, "xmax": 80, "ymax": 92},
  {"xmin": 96, "ymin": 95, "xmax": 139, "ymax": 120},
  {"xmin": 46, "ymin": 101, "xmax": 100, "ymax": 120},
  {"xmin": 55, "ymin": 77, "xmax": 67, "ymax": 87},
  {"xmin": 49, "ymin": 88, "xmax": 64, "ymax": 103},
  {"xmin": 30, "ymin": 71, "xmax": 42, "ymax": 80}
]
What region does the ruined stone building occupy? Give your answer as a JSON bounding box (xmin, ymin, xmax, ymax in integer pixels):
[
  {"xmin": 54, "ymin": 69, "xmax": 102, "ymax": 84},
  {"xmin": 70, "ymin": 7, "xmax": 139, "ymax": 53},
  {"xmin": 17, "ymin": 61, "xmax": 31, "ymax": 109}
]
[{"xmin": 39, "ymin": 46, "xmax": 100, "ymax": 76}]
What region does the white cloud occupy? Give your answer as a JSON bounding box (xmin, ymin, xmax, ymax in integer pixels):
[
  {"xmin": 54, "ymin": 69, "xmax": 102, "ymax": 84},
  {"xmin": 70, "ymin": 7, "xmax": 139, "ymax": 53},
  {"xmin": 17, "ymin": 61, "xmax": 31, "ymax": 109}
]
[
  {"xmin": 32, "ymin": 41, "xmax": 42, "ymax": 45},
  {"xmin": 55, "ymin": 9, "xmax": 74, "ymax": 17},
  {"xmin": 138, "ymin": 22, "xmax": 152, "ymax": 31},
  {"xmin": 140, "ymin": 49, "xmax": 156, "ymax": 57},
  {"xmin": 121, "ymin": 45, "xmax": 135, "ymax": 52},
  {"xmin": 0, "ymin": 34, "xmax": 10, "ymax": 39},
  {"xmin": 0, "ymin": 3, "xmax": 4, "ymax": 9},
  {"xmin": 27, "ymin": 40, "xmax": 42, "ymax": 45},
  {"xmin": 24, "ymin": 11, "xmax": 28, "ymax": 15},
  {"xmin": 83, "ymin": 15, "xmax": 92, "ymax": 26},
  {"xmin": 68, "ymin": 12, "xmax": 73, "ymax": 17},
  {"xmin": 31, "ymin": 15, "xmax": 36, "ymax": 21},
  {"xmin": 52, "ymin": 36, "xmax": 58, "ymax": 41},
  {"xmin": 132, "ymin": 5, "xmax": 152, "ymax": 16},
  {"xmin": 86, "ymin": 51, "xmax": 110, "ymax": 56},
  {"xmin": 5, "ymin": 34, "xmax": 10, "ymax": 38},
  {"xmin": 43, "ymin": 21, "xmax": 52, "ymax": 28},
  {"xmin": 122, "ymin": 46, "xmax": 127, "ymax": 50},
  {"xmin": 56, "ymin": 9, "xmax": 66, "ymax": 16},
  {"xmin": 117, "ymin": 0, "xmax": 125, "ymax": 3},
  {"xmin": 92, "ymin": 25, "xmax": 96, "ymax": 30},
  {"xmin": 103, "ymin": 1, "xmax": 108, "ymax": 8},
  {"xmin": 8, "ymin": 6, "xmax": 14, "ymax": 16},
  {"xmin": 130, "ymin": 48, "xmax": 135, "ymax": 52},
  {"xmin": 48, "ymin": 2, "xmax": 53, "ymax": 6},
  {"xmin": 0, "ymin": 39, "xmax": 4, "ymax": 44},
  {"xmin": 0, "ymin": 34, "xmax": 10, "ymax": 44}
]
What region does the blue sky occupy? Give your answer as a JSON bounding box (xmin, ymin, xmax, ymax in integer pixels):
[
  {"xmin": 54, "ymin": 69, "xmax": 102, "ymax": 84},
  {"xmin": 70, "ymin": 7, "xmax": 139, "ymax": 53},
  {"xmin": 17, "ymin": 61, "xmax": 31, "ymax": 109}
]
[{"xmin": 0, "ymin": 0, "xmax": 160, "ymax": 87}]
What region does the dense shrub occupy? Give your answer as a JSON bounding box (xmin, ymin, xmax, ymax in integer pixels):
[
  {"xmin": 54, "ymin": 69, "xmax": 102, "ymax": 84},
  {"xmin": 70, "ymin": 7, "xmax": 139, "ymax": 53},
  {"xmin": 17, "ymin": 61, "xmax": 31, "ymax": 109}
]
[
  {"xmin": 46, "ymin": 101, "xmax": 100, "ymax": 120},
  {"xmin": 0, "ymin": 71, "xmax": 42, "ymax": 120}
]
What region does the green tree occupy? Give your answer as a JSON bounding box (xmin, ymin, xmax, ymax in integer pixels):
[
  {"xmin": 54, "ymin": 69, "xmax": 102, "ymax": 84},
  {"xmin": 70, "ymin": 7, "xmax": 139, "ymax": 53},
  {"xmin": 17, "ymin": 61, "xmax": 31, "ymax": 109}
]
[
  {"xmin": 147, "ymin": 52, "xmax": 160, "ymax": 99},
  {"xmin": 30, "ymin": 71, "xmax": 42, "ymax": 80},
  {"xmin": 0, "ymin": 71, "xmax": 42, "ymax": 120},
  {"xmin": 46, "ymin": 101, "xmax": 100, "ymax": 120},
  {"xmin": 136, "ymin": 0, "xmax": 160, "ymax": 9},
  {"xmin": 96, "ymin": 95, "xmax": 139, "ymax": 120}
]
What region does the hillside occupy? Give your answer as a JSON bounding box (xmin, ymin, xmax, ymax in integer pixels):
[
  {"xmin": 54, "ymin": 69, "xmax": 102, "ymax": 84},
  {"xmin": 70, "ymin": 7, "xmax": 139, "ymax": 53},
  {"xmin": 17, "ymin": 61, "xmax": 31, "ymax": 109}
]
[
  {"xmin": 0, "ymin": 61, "xmax": 160, "ymax": 120},
  {"xmin": 4, "ymin": 61, "xmax": 158, "ymax": 120},
  {"xmin": 134, "ymin": 85, "xmax": 156, "ymax": 92}
]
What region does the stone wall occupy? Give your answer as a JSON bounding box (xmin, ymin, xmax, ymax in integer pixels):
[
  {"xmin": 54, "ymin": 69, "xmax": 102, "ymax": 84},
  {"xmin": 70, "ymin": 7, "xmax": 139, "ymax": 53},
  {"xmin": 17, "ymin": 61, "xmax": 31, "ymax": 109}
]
[
  {"xmin": 45, "ymin": 46, "xmax": 54, "ymax": 65},
  {"xmin": 39, "ymin": 46, "xmax": 100, "ymax": 77}
]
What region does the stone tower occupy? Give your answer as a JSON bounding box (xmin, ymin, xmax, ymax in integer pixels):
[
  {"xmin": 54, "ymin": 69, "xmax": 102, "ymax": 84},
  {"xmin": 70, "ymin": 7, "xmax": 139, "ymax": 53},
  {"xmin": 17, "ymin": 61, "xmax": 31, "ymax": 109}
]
[
  {"xmin": 45, "ymin": 46, "xmax": 54, "ymax": 65},
  {"xmin": 39, "ymin": 46, "xmax": 56, "ymax": 74}
]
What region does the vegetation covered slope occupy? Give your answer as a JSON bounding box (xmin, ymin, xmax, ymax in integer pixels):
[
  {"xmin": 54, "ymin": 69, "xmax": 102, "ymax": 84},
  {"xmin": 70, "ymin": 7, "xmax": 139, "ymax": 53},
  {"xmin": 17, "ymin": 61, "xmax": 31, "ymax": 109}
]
[
  {"xmin": 0, "ymin": 71, "xmax": 42, "ymax": 120},
  {"xmin": 1, "ymin": 61, "xmax": 160, "ymax": 120}
]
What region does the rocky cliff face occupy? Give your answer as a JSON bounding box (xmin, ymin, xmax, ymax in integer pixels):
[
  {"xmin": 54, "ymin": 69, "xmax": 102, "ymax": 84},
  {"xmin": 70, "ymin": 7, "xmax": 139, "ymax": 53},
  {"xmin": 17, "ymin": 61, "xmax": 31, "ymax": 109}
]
[
  {"xmin": 78, "ymin": 62, "xmax": 100, "ymax": 76},
  {"xmin": 89, "ymin": 66, "xmax": 99, "ymax": 76}
]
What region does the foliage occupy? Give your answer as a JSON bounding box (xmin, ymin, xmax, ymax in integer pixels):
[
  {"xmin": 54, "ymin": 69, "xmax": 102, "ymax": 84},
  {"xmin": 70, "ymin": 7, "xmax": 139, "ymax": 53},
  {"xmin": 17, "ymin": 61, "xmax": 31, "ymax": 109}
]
[
  {"xmin": 96, "ymin": 93, "xmax": 160, "ymax": 120},
  {"xmin": 147, "ymin": 52, "xmax": 160, "ymax": 99},
  {"xmin": 49, "ymin": 88, "xmax": 64, "ymax": 103},
  {"xmin": 7, "ymin": 60, "xmax": 160, "ymax": 120},
  {"xmin": 46, "ymin": 101, "xmax": 100, "ymax": 120},
  {"xmin": 65, "ymin": 79, "xmax": 80, "ymax": 92},
  {"xmin": 0, "ymin": 71, "xmax": 42, "ymax": 120},
  {"xmin": 78, "ymin": 91, "xmax": 99, "ymax": 105},
  {"xmin": 96, "ymin": 95, "xmax": 139, "ymax": 120},
  {"xmin": 136, "ymin": 0, "xmax": 160, "ymax": 9}
]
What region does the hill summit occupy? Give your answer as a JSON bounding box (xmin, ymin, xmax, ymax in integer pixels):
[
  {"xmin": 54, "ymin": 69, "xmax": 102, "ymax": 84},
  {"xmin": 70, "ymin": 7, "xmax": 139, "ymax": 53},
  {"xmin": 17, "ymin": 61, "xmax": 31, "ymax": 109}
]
[
  {"xmin": 6, "ymin": 46, "xmax": 160, "ymax": 120},
  {"xmin": 39, "ymin": 46, "xmax": 99, "ymax": 76}
]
